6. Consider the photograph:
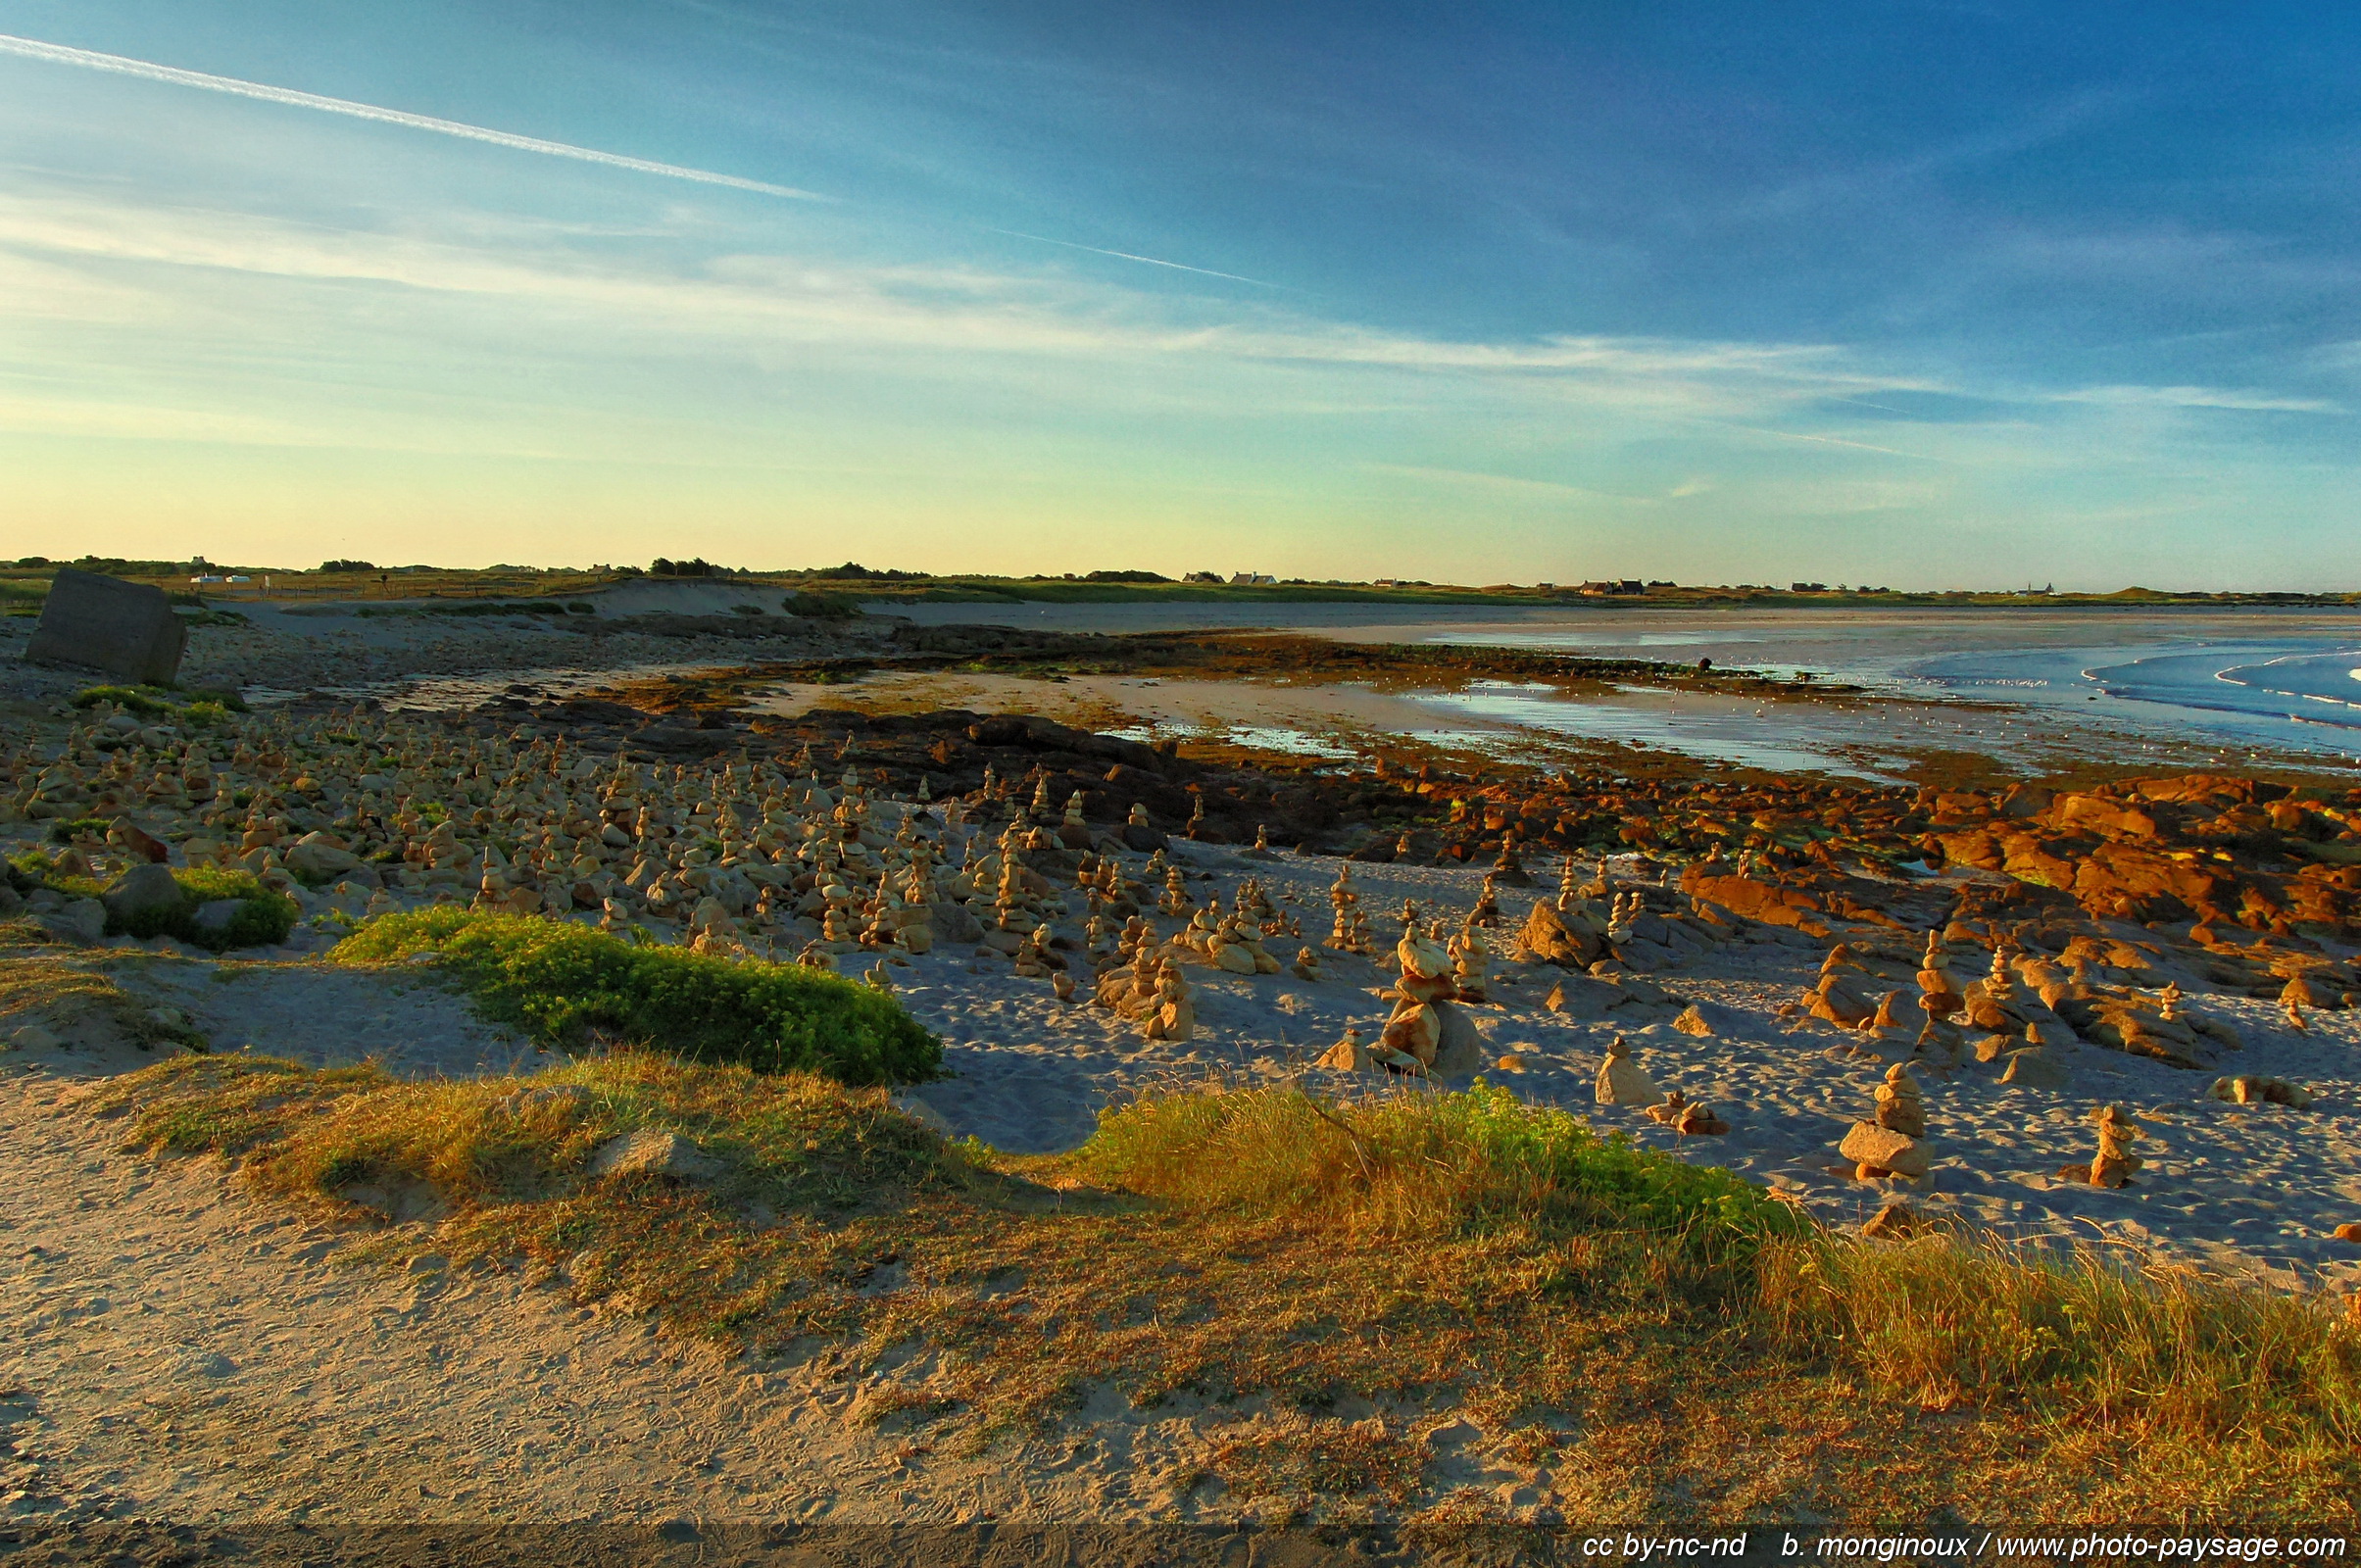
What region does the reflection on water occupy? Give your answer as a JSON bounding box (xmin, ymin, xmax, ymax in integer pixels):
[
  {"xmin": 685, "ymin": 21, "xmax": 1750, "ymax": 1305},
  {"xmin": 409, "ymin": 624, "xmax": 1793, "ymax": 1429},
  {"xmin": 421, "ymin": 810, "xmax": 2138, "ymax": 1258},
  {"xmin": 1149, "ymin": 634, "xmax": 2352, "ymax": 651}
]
[
  {"xmin": 1418, "ymin": 682, "xmax": 1911, "ymax": 780},
  {"xmin": 1415, "ymin": 612, "xmax": 2361, "ymax": 763},
  {"xmin": 1105, "ymin": 723, "xmax": 1359, "ymax": 760}
]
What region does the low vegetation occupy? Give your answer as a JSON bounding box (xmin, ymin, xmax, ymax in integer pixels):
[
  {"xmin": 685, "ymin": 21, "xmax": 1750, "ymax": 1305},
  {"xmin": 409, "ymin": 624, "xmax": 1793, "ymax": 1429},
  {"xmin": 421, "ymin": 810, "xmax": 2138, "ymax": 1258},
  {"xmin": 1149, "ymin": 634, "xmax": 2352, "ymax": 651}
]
[
  {"xmin": 332, "ymin": 909, "xmax": 940, "ymax": 1085},
  {"xmin": 7, "ymin": 854, "xmax": 296, "ymax": 952},
  {"xmin": 0, "ymin": 925, "xmax": 208, "ymax": 1051},
  {"xmin": 71, "ymin": 683, "xmax": 244, "ymax": 721},
  {"xmin": 781, "ymin": 590, "xmax": 861, "ymax": 619},
  {"xmin": 80, "ymin": 1055, "xmax": 2361, "ymax": 1528}
]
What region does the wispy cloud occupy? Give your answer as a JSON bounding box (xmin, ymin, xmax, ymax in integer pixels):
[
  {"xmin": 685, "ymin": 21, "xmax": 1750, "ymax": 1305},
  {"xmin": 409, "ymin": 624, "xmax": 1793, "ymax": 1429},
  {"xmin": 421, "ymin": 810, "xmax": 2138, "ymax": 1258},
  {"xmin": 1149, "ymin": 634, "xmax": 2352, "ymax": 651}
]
[
  {"xmin": 0, "ymin": 188, "xmax": 1898, "ymax": 421},
  {"xmin": 0, "ymin": 31, "xmax": 830, "ymax": 201},
  {"xmin": 2044, "ymin": 383, "xmax": 2341, "ymax": 415},
  {"xmin": 0, "ymin": 176, "xmax": 2339, "ymax": 527},
  {"xmin": 1365, "ymin": 463, "xmax": 1646, "ymax": 502}
]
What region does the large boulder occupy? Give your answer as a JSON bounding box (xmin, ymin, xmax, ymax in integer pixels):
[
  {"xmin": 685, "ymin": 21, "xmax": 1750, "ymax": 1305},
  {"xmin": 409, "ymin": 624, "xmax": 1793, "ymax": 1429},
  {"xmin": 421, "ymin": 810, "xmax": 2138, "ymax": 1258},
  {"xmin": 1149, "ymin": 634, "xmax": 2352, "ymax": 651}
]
[
  {"xmin": 1998, "ymin": 1050, "xmax": 2071, "ymax": 1090},
  {"xmin": 1541, "ymin": 971, "xmax": 1622, "ymax": 1019},
  {"xmin": 1808, "ymin": 974, "xmax": 1879, "ymax": 1027},
  {"xmin": 929, "ymin": 901, "xmax": 985, "ymax": 944},
  {"xmin": 41, "ymin": 897, "xmax": 106, "ymax": 944},
  {"xmin": 2049, "ymin": 794, "xmax": 2159, "ymax": 840},
  {"xmin": 965, "ymin": 714, "xmax": 1161, "ymax": 771},
  {"xmin": 1428, "ymin": 1002, "xmax": 1486, "ymax": 1076},
  {"xmin": 284, "ymin": 836, "xmax": 361, "ymax": 879},
  {"xmin": 1517, "ymin": 899, "xmax": 1596, "ymax": 966},
  {"xmin": 102, "ymin": 863, "xmax": 186, "ymax": 927},
  {"xmin": 25, "ymin": 568, "xmax": 187, "ymax": 685}
]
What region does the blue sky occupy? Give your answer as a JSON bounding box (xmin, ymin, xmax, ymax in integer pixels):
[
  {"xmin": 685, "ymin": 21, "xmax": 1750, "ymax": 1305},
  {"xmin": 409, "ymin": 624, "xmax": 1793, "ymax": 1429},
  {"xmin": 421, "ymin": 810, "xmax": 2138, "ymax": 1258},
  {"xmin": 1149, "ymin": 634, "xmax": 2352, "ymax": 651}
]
[{"xmin": 1, "ymin": 1, "xmax": 2355, "ymax": 586}]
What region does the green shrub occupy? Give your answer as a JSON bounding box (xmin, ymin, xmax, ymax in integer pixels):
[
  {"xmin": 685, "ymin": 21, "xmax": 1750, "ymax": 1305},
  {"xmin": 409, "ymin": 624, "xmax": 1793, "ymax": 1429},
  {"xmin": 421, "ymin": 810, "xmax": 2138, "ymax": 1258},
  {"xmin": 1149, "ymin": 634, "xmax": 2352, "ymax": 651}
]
[
  {"xmin": 9, "ymin": 848, "xmax": 102, "ymax": 901},
  {"xmin": 46, "ymin": 816, "xmax": 111, "ymax": 845},
  {"xmin": 104, "ymin": 866, "xmax": 297, "ymax": 952},
  {"xmin": 783, "ymin": 591, "xmax": 859, "ymax": 620},
  {"xmin": 332, "ymin": 909, "xmax": 939, "ymax": 1085},
  {"xmin": 7, "ymin": 852, "xmax": 293, "ymax": 950}
]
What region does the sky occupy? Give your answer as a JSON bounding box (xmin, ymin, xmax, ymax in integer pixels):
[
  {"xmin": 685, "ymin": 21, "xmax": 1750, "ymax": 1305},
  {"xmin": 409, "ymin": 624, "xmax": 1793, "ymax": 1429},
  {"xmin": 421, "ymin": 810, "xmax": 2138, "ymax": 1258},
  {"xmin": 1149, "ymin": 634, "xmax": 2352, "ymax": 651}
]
[{"xmin": 0, "ymin": 1, "xmax": 2356, "ymax": 588}]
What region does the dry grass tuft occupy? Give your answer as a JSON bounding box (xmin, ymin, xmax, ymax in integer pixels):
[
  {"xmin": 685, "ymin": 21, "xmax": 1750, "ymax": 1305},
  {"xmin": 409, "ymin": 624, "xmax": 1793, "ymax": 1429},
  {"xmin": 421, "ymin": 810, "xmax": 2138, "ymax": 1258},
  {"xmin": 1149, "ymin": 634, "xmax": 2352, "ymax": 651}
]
[
  {"xmin": 1757, "ymin": 1224, "xmax": 2361, "ymax": 1444},
  {"xmin": 77, "ymin": 1059, "xmax": 2361, "ymax": 1529}
]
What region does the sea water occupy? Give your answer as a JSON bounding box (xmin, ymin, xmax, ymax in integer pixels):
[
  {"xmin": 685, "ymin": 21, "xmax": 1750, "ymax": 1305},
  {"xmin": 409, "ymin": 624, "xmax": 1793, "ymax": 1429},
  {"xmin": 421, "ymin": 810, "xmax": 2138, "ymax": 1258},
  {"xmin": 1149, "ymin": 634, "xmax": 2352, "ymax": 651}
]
[{"xmin": 882, "ymin": 601, "xmax": 2361, "ymax": 775}]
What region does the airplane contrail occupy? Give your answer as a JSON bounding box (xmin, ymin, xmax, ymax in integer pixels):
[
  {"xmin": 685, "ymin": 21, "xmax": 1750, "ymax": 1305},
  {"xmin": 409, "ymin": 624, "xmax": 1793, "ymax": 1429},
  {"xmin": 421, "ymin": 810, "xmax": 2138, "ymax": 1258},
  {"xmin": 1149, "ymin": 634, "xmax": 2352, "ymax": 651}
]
[
  {"xmin": 986, "ymin": 227, "xmax": 1283, "ymax": 289},
  {"xmin": 0, "ymin": 31, "xmax": 1284, "ymax": 287},
  {"xmin": 0, "ymin": 31, "xmax": 829, "ymax": 201}
]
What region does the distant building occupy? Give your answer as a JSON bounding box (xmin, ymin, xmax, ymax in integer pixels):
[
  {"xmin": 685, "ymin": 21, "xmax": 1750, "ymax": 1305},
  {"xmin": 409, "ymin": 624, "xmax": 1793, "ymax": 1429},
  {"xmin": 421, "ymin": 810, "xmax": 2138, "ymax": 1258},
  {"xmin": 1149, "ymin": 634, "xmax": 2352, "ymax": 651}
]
[
  {"xmin": 1227, "ymin": 571, "xmax": 1278, "ymax": 586},
  {"xmin": 1184, "ymin": 571, "xmax": 1222, "ymax": 584}
]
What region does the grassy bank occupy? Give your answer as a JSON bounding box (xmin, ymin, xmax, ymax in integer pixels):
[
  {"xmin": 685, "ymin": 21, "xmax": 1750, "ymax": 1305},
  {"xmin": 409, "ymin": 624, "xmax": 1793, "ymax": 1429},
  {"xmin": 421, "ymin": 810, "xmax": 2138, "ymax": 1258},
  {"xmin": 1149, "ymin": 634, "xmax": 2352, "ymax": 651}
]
[
  {"xmin": 332, "ymin": 909, "xmax": 940, "ymax": 1085},
  {"xmin": 82, "ymin": 1056, "xmax": 2361, "ymax": 1529}
]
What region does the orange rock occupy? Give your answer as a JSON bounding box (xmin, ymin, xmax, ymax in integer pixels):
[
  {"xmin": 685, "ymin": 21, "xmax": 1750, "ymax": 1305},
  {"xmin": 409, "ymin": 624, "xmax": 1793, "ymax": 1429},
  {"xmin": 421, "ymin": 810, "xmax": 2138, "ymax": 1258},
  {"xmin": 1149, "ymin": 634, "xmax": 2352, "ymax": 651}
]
[{"xmin": 2051, "ymin": 794, "xmax": 2159, "ymax": 839}]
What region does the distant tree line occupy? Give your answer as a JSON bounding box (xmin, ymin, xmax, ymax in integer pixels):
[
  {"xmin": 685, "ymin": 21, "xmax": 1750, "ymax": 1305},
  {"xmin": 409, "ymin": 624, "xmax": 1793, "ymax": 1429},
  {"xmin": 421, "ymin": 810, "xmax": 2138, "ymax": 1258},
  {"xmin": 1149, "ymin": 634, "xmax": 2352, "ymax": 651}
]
[
  {"xmin": 14, "ymin": 555, "xmax": 214, "ymax": 575},
  {"xmin": 800, "ymin": 562, "xmax": 927, "ymax": 581}
]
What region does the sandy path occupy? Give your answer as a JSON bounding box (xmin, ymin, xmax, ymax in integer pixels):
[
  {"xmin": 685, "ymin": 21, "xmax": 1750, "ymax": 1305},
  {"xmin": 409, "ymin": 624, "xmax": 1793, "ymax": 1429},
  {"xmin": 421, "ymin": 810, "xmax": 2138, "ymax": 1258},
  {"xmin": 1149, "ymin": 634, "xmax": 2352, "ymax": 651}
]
[
  {"xmin": 0, "ymin": 1075, "xmax": 1327, "ymax": 1535},
  {"xmin": 0, "ymin": 1074, "xmax": 762, "ymax": 1527}
]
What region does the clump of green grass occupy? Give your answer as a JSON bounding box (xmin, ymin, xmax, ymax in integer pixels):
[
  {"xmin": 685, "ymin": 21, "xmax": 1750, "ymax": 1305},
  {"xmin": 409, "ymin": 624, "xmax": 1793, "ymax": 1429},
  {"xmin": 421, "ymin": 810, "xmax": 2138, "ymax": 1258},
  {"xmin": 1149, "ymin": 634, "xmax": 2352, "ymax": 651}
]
[
  {"xmin": 69, "ymin": 683, "xmax": 244, "ymax": 720},
  {"xmin": 100, "ymin": 1052, "xmax": 942, "ymax": 1203},
  {"xmin": 6, "ymin": 853, "xmax": 295, "ymax": 951},
  {"xmin": 71, "ymin": 683, "xmax": 182, "ymax": 714},
  {"xmin": 332, "ymin": 908, "xmax": 939, "ymax": 1085},
  {"xmin": 45, "ymin": 816, "xmax": 111, "ymax": 846},
  {"xmin": 1077, "ymin": 1080, "xmax": 1797, "ymax": 1260},
  {"xmin": 121, "ymin": 865, "xmax": 297, "ymax": 951}
]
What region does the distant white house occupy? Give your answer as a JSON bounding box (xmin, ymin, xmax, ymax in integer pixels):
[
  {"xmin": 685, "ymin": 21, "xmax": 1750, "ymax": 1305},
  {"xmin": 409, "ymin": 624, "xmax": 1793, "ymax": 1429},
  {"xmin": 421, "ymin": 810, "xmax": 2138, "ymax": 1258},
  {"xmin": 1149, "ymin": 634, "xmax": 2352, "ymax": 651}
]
[{"xmin": 1227, "ymin": 571, "xmax": 1278, "ymax": 586}]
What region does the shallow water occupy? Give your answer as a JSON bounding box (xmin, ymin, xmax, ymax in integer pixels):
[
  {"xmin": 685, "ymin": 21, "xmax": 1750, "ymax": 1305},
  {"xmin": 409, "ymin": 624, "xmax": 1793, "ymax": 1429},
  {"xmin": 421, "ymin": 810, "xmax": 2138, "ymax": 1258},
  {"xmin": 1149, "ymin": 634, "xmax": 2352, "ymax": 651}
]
[{"xmin": 879, "ymin": 601, "xmax": 2361, "ymax": 771}]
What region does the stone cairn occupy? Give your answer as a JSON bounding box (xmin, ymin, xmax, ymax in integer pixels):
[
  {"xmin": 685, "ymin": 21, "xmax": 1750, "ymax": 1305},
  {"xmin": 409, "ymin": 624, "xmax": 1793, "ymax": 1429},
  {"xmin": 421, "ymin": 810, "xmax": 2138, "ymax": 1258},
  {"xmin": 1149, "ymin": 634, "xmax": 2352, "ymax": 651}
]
[
  {"xmin": 1594, "ymin": 1033, "xmax": 1659, "ymax": 1105},
  {"xmin": 2075, "ymin": 1104, "xmax": 2145, "ymax": 1189},
  {"xmin": 1838, "ymin": 1063, "xmax": 1933, "ymax": 1181}
]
